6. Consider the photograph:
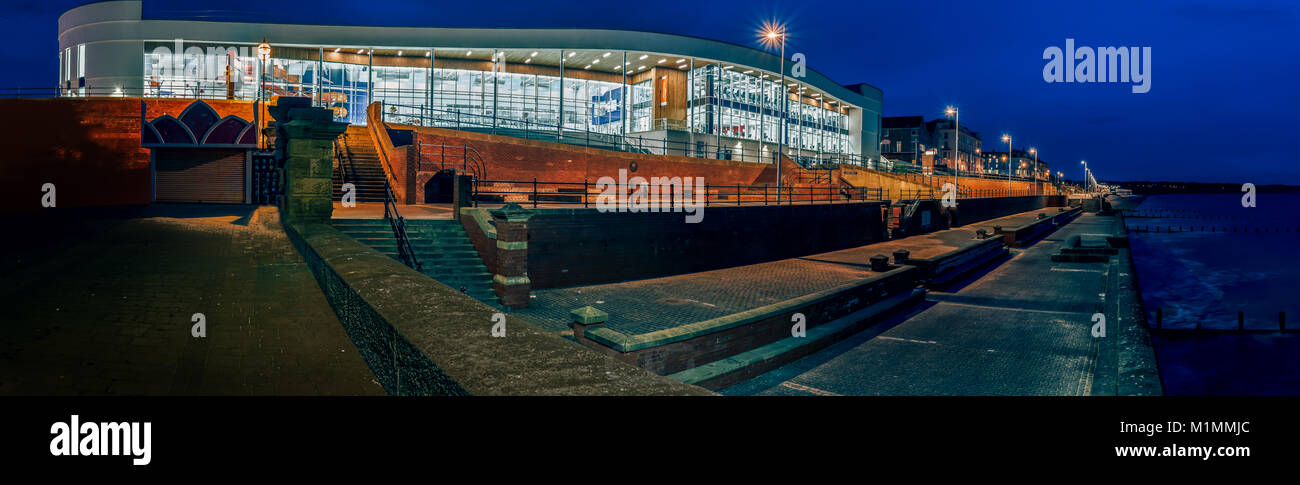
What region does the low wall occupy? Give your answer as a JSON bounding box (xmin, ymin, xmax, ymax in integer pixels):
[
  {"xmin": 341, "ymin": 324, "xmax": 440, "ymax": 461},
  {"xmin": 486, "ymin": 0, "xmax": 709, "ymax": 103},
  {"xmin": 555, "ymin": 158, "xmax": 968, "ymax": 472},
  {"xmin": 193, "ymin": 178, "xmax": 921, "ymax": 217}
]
[
  {"xmin": 479, "ymin": 201, "xmax": 887, "ymax": 289},
  {"xmin": 284, "ymin": 221, "xmax": 711, "ymax": 395},
  {"xmin": 0, "ymin": 97, "xmax": 255, "ymax": 213},
  {"xmin": 575, "ymin": 265, "xmax": 921, "ymax": 377},
  {"xmin": 946, "ymin": 195, "xmax": 1066, "ymax": 227}
]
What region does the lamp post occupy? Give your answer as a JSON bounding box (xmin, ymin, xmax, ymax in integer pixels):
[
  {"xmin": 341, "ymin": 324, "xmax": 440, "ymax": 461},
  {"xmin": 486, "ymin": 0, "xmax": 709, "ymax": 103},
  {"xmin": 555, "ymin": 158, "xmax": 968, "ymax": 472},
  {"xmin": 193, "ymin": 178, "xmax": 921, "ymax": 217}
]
[
  {"xmin": 946, "ymin": 106, "xmax": 959, "ymax": 200},
  {"xmin": 257, "ymin": 39, "xmax": 271, "ymax": 149},
  {"xmin": 761, "ymin": 23, "xmax": 788, "ymax": 202},
  {"xmin": 1080, "ymin": 160, "xmax": 1088, "ymax": 193},
  {"xmin": 1001, "ymin": 134, "xmax": 1012, "ymax": 196},
  {"xmin": 1028, "ymin": 147, "xmax": 1037, "ymax": 195}
]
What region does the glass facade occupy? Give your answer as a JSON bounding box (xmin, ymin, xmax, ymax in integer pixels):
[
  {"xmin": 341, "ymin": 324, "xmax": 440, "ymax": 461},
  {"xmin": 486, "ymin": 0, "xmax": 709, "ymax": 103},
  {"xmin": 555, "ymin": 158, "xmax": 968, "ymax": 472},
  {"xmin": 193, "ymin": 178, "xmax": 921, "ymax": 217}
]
[
  {"xmin": 689, "ymin": 64, "xmax": 850, "ymax": 158},
  {"xmin": 135, "ymin": 43, "xmax": 860, "ymax": 159}
]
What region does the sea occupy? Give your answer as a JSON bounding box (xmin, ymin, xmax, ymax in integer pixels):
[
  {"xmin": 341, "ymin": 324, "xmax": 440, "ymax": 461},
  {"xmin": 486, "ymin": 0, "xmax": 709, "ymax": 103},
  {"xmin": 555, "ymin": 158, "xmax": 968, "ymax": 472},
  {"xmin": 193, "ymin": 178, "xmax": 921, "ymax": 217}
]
[{"xmin": 1125, "ymin": 192, "xmax": 1300, "ymax": 395}]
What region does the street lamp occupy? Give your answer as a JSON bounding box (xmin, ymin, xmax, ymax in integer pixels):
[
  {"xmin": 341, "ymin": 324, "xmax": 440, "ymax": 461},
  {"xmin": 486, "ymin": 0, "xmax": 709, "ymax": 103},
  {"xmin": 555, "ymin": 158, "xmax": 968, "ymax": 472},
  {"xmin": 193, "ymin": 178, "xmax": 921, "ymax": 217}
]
[
  {"xmin": 257, "ymin": 39, "xmax": 271, "ymax": 148},
  {"xmin": 1080, "ymin": 160, "xmax": 1088, "ymax": 193},
  {"xmin": 1028, "ymin": 147, "xmax": 1037, "ymax": 195},
  {"xmin": 945, "ymin": 106, "xmax": 960, "ymax": 201},
  {"xmin": 760, "ymin": 22, "xmax": 788, "ymax": 202},
  {"xmin": 1001, "ymin": 133, "xmax": 1013, "ymax": 196}
]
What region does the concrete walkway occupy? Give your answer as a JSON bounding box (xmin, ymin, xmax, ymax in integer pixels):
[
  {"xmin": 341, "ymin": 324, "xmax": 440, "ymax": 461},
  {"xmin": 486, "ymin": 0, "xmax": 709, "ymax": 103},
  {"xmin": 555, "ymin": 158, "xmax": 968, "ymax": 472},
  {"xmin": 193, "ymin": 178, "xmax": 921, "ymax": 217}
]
[
  {"xmin": 332, "ymin": 201, "xmax": 454, "ymax": 219},
  {"xmin": 0, "ymin": 204, "xmax": 383, "ymax": 395},
  {"xmin": 514, "ymin": 208, "xmax": 1067, "ymax": 336},
  {"xmin": 724, "ymin": 212, "xmax": 1124, "ymax": 396}
]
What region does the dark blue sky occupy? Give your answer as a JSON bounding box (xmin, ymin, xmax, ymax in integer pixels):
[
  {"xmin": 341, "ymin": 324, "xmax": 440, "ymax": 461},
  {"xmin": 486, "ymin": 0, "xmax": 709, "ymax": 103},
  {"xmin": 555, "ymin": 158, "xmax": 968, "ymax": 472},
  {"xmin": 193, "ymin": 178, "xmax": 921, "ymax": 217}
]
[{"xmin": 5, "ymin": 0, "xmax": 1298, "ymax": 183}]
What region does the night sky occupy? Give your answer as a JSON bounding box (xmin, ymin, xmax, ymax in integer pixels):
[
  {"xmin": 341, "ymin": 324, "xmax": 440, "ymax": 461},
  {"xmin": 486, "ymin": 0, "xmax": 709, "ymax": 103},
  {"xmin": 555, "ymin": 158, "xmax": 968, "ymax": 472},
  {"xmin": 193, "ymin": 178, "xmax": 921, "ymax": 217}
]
[{"xmin": 4, "ymin": 0, "xmax": 1297, "ymax": 183}]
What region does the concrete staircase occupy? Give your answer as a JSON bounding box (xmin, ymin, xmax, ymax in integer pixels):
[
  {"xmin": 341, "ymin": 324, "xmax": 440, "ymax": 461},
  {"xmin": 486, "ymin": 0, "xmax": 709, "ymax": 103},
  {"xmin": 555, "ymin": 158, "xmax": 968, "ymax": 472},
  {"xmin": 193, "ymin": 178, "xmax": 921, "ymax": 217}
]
[
  {"xmin": 333, "ymin": 126, "xmax": 389, "ymax": 203},
  {"xmin": 331, "ymin": 218, "xmax": 501, "ymax": 307}
]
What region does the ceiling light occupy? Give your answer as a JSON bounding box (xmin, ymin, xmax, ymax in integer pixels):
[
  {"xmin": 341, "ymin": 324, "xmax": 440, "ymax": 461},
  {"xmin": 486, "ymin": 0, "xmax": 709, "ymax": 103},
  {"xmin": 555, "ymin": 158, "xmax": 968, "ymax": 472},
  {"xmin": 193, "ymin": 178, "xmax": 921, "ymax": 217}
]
[
  {"xmin": 584, "ymin": 64, "xmax": 591, "ymax": 69},
  {"xmin": 531, "ymin": 51, "xmax": 538, "ymax": 57},
  {"xmin": 568, "ymin": 52, "xmax": 576, "ymax": 57},
  {"xmin": 639, "ymin": 54, "xmax": 648, "ymax": 60},
  {"xmin": 357, "ymin": 49, "xmax": 364, "ymax": 54},
  {"xmin": 603, "ymin": 52, "xmax": 611, "ymax": 57},
  {"xmin": 657, "ymin": 58, "xmax": 666, "ymax": 64},
  {"xmin": 466, "ymin": 50, "xmax": 473, "ymax": 56},
  {"xmin": 525, "ymin": 58, "xmax": 531, "ymax": 63},
  {"xmin": 638, "ymin": 65, "xmax": 646, "ymax": 69},
  {"xmin": 723, "ymin": 66, "xmax": 733, "ymax": 70},
  {"xmin": 397, "ymin": 50, "xmax": 402, "ymax": 56},
  {"xmin": 592, "ymin": 59, "xmax": 599, "ymax": 64},
  {"xmin": 333, "ymin": 48, "xmax": 341, "ymax": 53},
  {"xmin": 676, "ymin": 58, "xmax": 687, "ymax": 63},
  {"xmin": 426, "ymin": 51, "xmax": 431, "ymax": 57},
  {"xmin": 743, "ymin": 70, "xmax": 753, "ymax": 74}
]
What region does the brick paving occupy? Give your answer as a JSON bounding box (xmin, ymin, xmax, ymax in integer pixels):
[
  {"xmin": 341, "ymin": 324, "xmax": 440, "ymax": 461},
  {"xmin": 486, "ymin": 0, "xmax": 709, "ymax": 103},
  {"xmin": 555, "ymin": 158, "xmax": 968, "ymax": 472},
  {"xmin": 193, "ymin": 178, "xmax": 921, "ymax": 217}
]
[
  {"xmin": 0, "ymin": 205, "xmax": 383, "ymax": 395},
  {"xmin": 515, "ymin": 209, "xmax": 1058, "ymax": 335}
]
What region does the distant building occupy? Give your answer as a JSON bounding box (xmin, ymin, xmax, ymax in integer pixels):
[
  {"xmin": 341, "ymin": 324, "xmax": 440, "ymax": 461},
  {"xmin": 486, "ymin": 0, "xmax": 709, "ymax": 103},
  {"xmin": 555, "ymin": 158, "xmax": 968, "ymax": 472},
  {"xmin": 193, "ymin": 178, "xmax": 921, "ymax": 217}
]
[
  {"xmin": 981, "ymin": 149, "xmax": 1048, "ymax": 179},
  {"xmin": 880, "ymin": 116, "xmax": 980, "ymax": 171},
  {"xmin": 880, "ymin": 116, "xmax": 927, "ymax": 165}
]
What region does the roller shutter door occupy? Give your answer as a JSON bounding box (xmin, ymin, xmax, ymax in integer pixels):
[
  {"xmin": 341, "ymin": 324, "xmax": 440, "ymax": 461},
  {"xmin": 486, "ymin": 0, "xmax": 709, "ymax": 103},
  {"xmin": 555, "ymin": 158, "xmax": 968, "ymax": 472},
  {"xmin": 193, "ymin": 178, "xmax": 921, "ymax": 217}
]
[{"xmin": 155, "ymin": 148, "xmax": 247, "ymax": 203}]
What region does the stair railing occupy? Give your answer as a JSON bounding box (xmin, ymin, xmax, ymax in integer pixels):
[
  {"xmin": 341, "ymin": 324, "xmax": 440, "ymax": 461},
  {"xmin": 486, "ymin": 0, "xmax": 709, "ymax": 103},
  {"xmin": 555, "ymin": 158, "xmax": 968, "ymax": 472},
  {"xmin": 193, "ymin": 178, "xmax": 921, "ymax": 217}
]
[{"xmin": 343, "ymin": 129, "xmax": 421, "ymax": 272}]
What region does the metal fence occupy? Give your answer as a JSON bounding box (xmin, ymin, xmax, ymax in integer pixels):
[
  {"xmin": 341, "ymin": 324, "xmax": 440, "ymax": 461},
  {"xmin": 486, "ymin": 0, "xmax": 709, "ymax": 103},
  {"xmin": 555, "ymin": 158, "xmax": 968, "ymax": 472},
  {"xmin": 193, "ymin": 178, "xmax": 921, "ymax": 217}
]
[{"xmin": 471, "ymin": 178, "xmax": 884, "ymax": 208}]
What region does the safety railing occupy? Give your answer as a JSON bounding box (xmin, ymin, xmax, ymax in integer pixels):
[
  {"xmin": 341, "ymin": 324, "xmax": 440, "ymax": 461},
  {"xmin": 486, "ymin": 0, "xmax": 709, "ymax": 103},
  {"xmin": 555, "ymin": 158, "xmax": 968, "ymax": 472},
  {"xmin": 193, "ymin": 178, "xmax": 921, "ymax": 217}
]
[
  {"xmin": 415, "ymin": 142, "xmax": 487, "ymax": 180},
  {"xmin": 470, "ymin": 178, "xmax": 884, "ymax": 208},
  {"xmin": 339, "ymin": 131, "xmax": 421, "ymax": 271},
  {"xmin": 380, "ymin": 103, "xmax": 874, "ymax": 168}
]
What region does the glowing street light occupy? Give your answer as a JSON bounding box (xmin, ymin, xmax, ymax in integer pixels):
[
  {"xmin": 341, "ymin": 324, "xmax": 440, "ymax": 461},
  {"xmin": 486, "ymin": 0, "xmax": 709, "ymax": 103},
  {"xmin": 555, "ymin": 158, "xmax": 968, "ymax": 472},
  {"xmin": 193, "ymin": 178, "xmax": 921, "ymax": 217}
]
[
  {"xmin": 1028, "ymin": 147, "xmax": 1038, "ymax": 195},
  {"xmin": 946, "ymin": 106, "xmax": 960, "ymax": 201},
  {"xmin": 1001, "ymin": 133, "xmax": 1013, "ymax": 195},
  {"xmin": 758, "ymin": 21, "xmax": 788, "ymax": 201},
  {"xmin": 257, "ymin": 39, "xmax": 271, "ymax": 148}
]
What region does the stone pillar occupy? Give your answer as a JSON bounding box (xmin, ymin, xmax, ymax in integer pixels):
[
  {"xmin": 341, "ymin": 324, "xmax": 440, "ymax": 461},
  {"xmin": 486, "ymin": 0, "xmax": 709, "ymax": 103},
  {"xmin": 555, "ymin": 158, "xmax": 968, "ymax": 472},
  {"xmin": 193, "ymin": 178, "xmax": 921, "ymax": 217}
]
[
  {"xmin": 490, "ymin": 203, "xmax": 534, "ymax": 309},
  {"xmin": 270, "ymin": 97, "xmax": 348, "ymax": 225},
  {"xmin": 452, "ymin": 173, "xmax": 474, "ymax": 220}
]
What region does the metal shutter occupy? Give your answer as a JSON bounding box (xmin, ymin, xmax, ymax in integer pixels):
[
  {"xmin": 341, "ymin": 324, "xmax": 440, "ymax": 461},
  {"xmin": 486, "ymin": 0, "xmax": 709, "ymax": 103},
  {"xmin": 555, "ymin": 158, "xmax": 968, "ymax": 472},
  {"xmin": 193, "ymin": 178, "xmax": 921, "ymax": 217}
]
[{"xmin": 155, "ymin": 148, "xmax": 247, "ymax": 203}]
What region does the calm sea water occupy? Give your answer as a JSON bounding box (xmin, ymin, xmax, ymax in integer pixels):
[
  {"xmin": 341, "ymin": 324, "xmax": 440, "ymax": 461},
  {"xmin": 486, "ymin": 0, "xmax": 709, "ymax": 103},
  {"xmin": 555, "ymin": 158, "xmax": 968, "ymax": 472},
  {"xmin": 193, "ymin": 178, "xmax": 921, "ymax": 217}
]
[{"xmin": 1127, "ymin": 193, "xmax": 1300, "ymax": 395}]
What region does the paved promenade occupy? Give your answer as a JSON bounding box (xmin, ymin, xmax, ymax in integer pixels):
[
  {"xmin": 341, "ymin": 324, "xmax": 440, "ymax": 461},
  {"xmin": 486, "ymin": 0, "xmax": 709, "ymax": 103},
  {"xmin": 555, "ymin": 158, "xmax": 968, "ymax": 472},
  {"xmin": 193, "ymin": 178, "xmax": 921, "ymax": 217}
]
[
  {"xmin": 724, "ymin": 212, "xmax": 1125, "ymax": 396},
  {"xmin": 0, "ymin": 205, "xmax": 383, "ymax": 395},
  {"xmin": 514, "ymin": 208, "xmax": 1065, "ymax": 336}
]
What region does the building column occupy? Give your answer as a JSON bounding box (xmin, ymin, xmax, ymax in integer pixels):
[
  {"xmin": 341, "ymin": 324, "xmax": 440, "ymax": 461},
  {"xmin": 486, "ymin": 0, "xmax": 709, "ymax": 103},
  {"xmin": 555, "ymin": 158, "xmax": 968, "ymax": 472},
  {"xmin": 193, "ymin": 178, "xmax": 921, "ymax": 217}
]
[{"xmin": 490, "ymin": 203, "xmax": 534, "ymax": 309}]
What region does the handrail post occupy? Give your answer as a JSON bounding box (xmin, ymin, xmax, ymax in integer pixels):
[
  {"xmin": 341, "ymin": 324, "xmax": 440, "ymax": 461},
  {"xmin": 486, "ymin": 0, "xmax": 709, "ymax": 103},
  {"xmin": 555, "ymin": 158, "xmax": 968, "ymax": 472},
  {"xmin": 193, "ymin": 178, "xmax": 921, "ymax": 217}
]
[{"xmin": 533, "ymin": 177, "xmax": 538, "ymax": 208}]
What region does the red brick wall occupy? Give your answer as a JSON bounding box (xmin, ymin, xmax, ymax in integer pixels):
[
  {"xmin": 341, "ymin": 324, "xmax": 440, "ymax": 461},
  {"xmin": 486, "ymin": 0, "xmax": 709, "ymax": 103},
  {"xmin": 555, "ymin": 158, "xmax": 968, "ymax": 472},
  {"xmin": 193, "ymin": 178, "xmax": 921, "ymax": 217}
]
[
  {"xmin": 0, "ymin": 97, "xmax": 256, "ymax": 213},
  {"xmin": 400, "ymin": 124, "xmax": 780, "ymax": 187}
]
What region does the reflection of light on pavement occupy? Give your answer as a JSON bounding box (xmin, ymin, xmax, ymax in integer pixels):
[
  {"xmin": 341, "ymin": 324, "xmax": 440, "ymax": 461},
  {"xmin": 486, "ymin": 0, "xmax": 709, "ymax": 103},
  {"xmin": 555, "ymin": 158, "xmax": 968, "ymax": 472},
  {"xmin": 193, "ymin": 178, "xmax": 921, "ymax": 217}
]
[{"xmin": 780, "ymin": 381, "xmax": 841, "ymax": 396}]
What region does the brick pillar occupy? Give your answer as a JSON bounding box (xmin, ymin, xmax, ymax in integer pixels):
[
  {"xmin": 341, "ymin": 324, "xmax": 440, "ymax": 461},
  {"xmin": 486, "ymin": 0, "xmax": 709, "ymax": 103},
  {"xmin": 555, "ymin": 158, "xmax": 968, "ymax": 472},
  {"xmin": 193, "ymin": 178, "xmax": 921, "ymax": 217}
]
[
  {"xmin": 490, "ymin": 203, "xmax": 534, "ymax": 309},
  {"xmin": 270, "ymin": 97, "xmax": 348, "ymax": 225}
]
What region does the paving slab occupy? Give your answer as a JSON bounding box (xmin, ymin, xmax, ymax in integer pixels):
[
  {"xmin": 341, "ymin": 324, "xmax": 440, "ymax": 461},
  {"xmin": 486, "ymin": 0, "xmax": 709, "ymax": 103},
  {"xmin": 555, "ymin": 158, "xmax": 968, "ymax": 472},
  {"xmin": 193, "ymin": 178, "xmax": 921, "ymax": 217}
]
[
  {"xmin": 515, "ymin": 208, "xmax": 1064, "ymax": 336},
  {"xmin": 726, "ymin": 212, "xmax": 1123, "ymax": 396},
  {"xmin": 0, "ymin": 205, "xmax": 384, "ymax": 396}
]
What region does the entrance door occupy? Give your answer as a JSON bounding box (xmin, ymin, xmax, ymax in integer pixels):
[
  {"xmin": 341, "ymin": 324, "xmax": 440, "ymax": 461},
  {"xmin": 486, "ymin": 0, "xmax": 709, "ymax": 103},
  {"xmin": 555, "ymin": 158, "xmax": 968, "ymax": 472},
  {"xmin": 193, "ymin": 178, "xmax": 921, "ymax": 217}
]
[{"xmin": 154, "ymin": 148, "xmax": 248, "ymax": 203}]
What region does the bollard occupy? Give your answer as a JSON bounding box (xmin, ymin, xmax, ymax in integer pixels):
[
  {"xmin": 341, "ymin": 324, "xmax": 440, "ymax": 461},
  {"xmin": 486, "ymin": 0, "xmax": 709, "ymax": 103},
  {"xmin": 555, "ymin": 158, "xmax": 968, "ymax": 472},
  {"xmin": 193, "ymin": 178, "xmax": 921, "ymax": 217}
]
[
  {"xmin": 569, "ymin": 306, "xmax": 609, "ymax": 342},
  {"xmin": 1282, "ymin": 312, "xmax": 1287, "ymax": 332},
  {"xmin": 869, "ymin": 254, "xmax": 890, "ymax": 272},
  {"xmin": 892, "ymin": 249, "xmax": 910, "ymax": 265},
  {"xmin": 1238, "ymin": 311, "xmax": 1244, "ymax": 332},
  {"xmin": 976, "ymin": 229, "xmax": 988, "ymax": 239}
]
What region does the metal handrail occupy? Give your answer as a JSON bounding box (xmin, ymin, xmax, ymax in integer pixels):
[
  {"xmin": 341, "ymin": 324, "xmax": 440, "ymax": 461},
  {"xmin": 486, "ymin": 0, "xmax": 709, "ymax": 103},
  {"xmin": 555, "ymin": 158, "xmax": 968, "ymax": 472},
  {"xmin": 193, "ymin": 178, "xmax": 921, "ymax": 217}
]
[
  {"xmin": 341, "ymin": 131, "xmax": 421, "ymax": 271},
  {"xmin": 416, "ymin": 142, "xmax": 487, "ymax": 180},
  {"xmin": 470, "ymin": 178, "xmax": 885, "ymax": 208},
  {"xmin": 380, "ymin": 103, "xmax": 871, "ymax": 169}
]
